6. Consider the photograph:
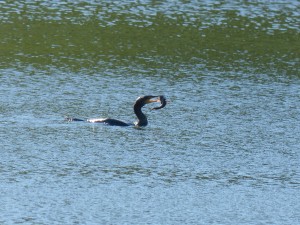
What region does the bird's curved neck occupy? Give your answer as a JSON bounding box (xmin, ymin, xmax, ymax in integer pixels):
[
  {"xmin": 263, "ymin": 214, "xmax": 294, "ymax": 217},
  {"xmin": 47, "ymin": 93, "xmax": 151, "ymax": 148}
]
[{"xmin": 134, "ymin": 103, "xmax": 147, "ymax": 126}]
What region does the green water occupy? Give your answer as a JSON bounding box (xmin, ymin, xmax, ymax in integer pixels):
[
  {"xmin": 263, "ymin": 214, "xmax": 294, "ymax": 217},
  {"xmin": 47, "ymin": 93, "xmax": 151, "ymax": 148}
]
[{"xmin": 1, "ymin": 0, "xmax": 299, "ymax": 74}]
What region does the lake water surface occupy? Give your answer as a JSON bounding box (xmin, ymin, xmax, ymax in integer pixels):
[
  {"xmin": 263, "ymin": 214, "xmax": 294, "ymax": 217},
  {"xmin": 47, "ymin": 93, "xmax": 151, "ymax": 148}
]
[{"xmin": 1, "ymin": 1, "xmax": 300, "ymax": 224}]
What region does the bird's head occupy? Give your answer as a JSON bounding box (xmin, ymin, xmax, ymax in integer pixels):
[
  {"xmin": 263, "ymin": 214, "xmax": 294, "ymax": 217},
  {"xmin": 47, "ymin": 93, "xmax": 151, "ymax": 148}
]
[{"xmin": 135, "ymin": 95, "xmax": 160, "ymax": 107}]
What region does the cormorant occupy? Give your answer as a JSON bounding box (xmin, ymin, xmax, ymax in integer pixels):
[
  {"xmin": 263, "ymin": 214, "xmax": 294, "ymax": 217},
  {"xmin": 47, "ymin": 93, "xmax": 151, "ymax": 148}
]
[{"xmin": 66, "ymin": 95, "xmax": 166, "ymax": 127}]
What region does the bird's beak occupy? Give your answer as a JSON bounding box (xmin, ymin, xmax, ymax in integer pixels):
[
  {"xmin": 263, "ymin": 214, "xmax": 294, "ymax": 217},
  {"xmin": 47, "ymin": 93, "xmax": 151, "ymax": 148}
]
[{"xmin": 145, "ymin": 96, "xmax": 160, "ymax": 104}]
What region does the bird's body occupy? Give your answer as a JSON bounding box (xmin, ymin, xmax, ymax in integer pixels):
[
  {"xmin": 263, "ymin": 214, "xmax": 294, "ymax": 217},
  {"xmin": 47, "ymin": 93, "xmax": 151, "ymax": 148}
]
[
  {"xmin": 66, "ymin": 95, "xmax": 166, "ymax": 127},
  {"xmin": 87, "ymin": 118, "xmax": 132, "ymax": 126}
]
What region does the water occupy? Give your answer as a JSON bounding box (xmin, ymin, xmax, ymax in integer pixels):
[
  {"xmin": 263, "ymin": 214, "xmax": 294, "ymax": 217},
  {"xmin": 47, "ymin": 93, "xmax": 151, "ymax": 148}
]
[{"xmin": 1, "ymin": 0, "xmax": 300, "ymax": 224}]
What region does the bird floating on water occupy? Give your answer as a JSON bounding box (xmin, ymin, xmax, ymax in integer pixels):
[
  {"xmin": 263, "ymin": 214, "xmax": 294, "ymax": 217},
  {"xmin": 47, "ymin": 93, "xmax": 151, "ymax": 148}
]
[{"xmin": 66, "ymin": 95, "xmax": 167, "ymax": 127}]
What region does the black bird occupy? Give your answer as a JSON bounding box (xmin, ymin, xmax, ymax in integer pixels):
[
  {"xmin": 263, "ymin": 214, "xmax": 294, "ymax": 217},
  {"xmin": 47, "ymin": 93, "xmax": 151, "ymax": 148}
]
[{"xmin": 66, "ymin": 95, "xmax": 166, "ymax": 127}]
